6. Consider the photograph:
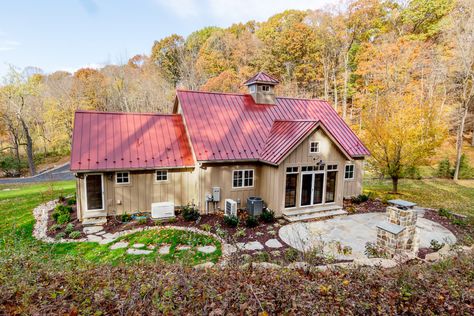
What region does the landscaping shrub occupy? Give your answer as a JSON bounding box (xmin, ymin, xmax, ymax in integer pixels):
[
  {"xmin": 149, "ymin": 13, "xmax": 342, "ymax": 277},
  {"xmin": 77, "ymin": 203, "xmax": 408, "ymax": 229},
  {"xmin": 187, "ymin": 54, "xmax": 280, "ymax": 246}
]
[
  {"xmin": 120, "ymin": 214, "xmax": 132, "ymax": 222},
  {"xmin": 255, "ymin": 251, "xmax": 270, "ymax": 262},
  {"xmin": 0, "ymin": 155, "xmax": 26, "ymax": 177},
  {"xmin": 58, "ymin": 195, "xmax": 66, "ymax": 202},
  {"xmin": 245, "ymin": 216, "xmax": 259, "ymax": 228},
  {"xmin": 351, "ymin": 194, "xmax": 369, "ymax": 204},
  {"xmin": 458, "ymin": 154, "xmax": 474, "ymax": 179},
  {"xmin": 48, "ymin": 223, "xmax": 62, "ymax": 232},
  {"xmin": 67, "ymin": 197, "xmax": 76, "ymax": 205},
  {"xmin": 56, "ymin": 213, "xmax": 71, "ymax": 225},
  {"xmin": 233, "ymin": 228, "xmax": 246, "ymax": 238},
  {"xmin": 54, "ymin": 232, "xmax": 66, "ymax": 240},
  {"xmin": 64, "ymin": 223, "xmax": 74, "ymax": 234},
  {"xmin": 68, "ymin": 231, "xmax": 81, "ymax": 239},
  {"xmin": 223, "ymin": 215, "xmax": 239, "ymax": 228},
  {"xmin": 136, "ymin": 217, "xmax": 148, "ymax": 225},
  {"xmin": 52, "ymin": 204, "xmax": 72, "ymax": 222},
  {"xmin": 182, "ymin": 205, "xmax": 200, "ymax": 221},
  {"xmin": 436, "ymin": 158, "xmax": 451, "ymax": 178},
  {"xmin": 259, "ymin": 208, "xmax": 275, "ymax": 223}
]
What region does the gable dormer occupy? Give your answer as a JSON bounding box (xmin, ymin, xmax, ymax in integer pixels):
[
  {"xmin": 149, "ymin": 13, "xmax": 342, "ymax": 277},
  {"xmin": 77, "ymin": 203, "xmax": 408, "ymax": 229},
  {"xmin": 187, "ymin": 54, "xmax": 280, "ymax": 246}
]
[{"xmin": 243, "ymin": 72, "xmax": 279, "ymax": 105}]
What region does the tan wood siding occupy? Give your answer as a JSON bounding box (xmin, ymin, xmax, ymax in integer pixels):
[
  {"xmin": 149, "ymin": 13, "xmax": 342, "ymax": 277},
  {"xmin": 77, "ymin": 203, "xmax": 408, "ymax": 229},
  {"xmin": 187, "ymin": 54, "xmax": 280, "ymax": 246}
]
[{"xmin": 343, "ymin": 160, "xmax": 364, "ymax": 197}]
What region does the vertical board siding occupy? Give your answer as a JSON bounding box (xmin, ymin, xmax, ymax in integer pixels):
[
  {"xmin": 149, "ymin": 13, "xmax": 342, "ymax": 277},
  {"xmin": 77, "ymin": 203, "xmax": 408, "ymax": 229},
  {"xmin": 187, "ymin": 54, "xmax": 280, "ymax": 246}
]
[{"xmin": 343, "ymin": 160, "xmax": 364, "ymax": 197}]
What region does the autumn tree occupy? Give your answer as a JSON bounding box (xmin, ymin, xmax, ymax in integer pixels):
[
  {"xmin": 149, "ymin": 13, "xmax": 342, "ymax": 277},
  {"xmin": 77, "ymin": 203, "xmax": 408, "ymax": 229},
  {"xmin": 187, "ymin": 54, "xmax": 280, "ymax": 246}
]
[
  {"xmin": 151, "ymin": 34, "xmax": 184, "ymax": 86},
  {"xmin": 357, "ymin": 39, "xmax": 446, "ymax": 192},
  {"xmin": 445, "ymin": 0, "xmax": 474, "ymax": 180}
]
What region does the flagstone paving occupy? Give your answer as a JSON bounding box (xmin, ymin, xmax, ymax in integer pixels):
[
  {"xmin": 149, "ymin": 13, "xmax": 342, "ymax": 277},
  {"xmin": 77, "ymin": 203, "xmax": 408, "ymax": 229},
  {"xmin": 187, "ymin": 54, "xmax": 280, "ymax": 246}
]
[
  {"xmin": 279, "ymin": 212, "xmax": 456, "ymax": 259},
  {"xmin": 197, "ymin": 245, "xmax": 217, "ymax": 254},
  {"xmin": 110, "ymin": 241, "xmax": 129, "ymax": 250},
  {"xmin": 127, "ymin": 248, "xmax": 152, "ymax": 255}
]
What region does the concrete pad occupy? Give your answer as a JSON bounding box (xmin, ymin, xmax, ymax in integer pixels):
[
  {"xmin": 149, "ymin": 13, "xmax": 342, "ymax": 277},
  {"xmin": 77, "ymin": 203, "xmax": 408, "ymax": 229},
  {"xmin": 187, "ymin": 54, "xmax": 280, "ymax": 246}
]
[
  {"xmin": 83, "ymin": 226, "xmax": 103, "ymax": 234},
  {"xmin": 110, "ymin": 241, "xmax": 129, "ymax": 250},
  {"xmin": 279, "ymin": 212, "xmax": 456, "ymax": 259},
  {"xmin": 158, "ymin": 245, "xmax": 171, "ymax": 255},
  {"xmin": 132, "ymin": 243, "xmax": 145, "ymax": 248},
  {"xmin": 265, "ymin": 239, "xmax": 283, "ymax": 248},
  {"xmin": 127, "ymin": 248, "xmax": 152, "ymax": 255},
  {"xmin": 243, "ymin": 241, "xmax": 264, "ymax": 251},
  {"xmin": 197, "ymin": 245, "xmax": 217, "ymax": 254}
]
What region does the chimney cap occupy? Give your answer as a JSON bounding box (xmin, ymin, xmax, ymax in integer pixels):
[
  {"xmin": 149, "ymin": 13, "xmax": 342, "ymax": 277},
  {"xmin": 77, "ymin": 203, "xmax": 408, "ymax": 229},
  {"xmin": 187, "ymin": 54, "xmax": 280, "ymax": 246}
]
[{"xmin": 243, "ymin": 71, "xmax": 279, "ymax": 86}]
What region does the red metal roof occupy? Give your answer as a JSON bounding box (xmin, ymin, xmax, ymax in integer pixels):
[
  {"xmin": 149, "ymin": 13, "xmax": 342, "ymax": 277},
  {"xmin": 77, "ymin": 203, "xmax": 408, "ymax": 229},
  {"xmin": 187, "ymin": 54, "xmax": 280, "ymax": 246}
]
[
  {"xmin": 243, "ymin": 72, "xmax": 279, "ymax": 85},
  {"xmin": 70, "ymin": 111, "xmax": 194, "ymax": 172},
  {"xmin": 260, "ymin": 120, "xmax": 319, "ymax": 165},
  {"xmin": 176, "ymin": 90, "xmax": 370, "ymax": 163}
]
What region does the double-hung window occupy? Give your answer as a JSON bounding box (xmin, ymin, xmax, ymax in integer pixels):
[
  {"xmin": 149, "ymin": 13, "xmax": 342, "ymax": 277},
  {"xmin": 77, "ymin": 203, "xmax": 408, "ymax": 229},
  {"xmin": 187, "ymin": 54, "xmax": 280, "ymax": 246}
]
[{"xmin": 233, "ymin": 169, "xmax": 254, "ymax": 188}]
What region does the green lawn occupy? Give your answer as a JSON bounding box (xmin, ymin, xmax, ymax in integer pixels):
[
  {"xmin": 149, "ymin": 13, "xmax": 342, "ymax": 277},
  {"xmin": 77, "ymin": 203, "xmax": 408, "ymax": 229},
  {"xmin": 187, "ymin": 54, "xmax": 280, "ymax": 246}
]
[
  {"xmin": 364, "ymin": 178, "xmax": 474, "ymax": 216},
  {"xmin": 0, "ymin": 181, "xmax": 221, "ymax": 266}
]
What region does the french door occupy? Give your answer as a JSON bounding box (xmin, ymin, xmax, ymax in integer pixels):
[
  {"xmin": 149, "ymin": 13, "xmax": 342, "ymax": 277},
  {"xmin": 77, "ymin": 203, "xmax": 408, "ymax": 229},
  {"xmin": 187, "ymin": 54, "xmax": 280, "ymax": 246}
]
[{"xmin": 300, "ymin": 172, "xmax": 325, "ymax": 207}]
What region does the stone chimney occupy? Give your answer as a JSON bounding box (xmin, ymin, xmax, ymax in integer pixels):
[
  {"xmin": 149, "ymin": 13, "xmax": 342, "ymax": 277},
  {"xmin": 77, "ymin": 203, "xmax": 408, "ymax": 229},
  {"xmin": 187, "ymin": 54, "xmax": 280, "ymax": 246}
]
[{"xmin": 244, "ymin": 72, "xmax": 279, "ymax": 105}]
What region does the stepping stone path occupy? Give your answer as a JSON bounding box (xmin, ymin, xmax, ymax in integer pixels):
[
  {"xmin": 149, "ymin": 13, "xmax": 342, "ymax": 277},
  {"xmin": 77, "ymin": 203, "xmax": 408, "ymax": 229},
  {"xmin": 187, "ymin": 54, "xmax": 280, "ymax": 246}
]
[
  {"xmin": 265, "ymin": 239, "xmax": 283, "ymax": 248},
  {"xmin": 83, "ymin": 226, "xmax": 103, "ymax": 234},
  {"xmin": 197, "ymin": 245, "xmax": 217, "ymax": 254},
  {"xmin": 132, "ymin": 243, "xmax": 145, "ymax": 248},
  {"xmin": 127, "ymin": 248, "xmax": 152, "ymax": 255},
  {"xmin": 87, "ymin": 235, "xmax": 103, "ymax": 242},
  {"xmin": 159, "ymin": 245, "xmax": 171, "ymax": 255},
  {"xmin": 147, "ymin": 245, "xmax": 156, "ymax": 250},
  {"xmin": 110, "ymin": 241, "xmax": 129, "ymax": 250},
  {"xmin": 243, "ymin": 241, "xmax": 264, "ymax": 251},
  {"xmin": 96, "ymin": 231, "xmax": 106, "ymax": 236}
]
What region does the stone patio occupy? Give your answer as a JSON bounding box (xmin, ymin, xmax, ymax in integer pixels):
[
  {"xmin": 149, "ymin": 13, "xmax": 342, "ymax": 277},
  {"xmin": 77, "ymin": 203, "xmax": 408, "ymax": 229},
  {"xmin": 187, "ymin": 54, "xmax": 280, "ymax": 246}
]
[{"xmin": 279, "ymin": 212, "xmax": 456, "ymax": 259}]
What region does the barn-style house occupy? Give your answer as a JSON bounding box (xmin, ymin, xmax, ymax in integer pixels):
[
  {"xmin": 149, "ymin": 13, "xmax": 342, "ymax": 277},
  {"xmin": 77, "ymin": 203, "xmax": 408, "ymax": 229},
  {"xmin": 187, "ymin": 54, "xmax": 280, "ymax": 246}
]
[{"xmin": 70, "ymin": 72, "xmax": 369, "ymax": 223}]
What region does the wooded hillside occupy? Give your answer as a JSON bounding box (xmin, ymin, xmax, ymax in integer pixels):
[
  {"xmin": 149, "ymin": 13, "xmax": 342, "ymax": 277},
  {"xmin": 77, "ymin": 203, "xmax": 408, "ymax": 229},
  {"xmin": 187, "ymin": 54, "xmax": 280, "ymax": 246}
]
[{"xmin": 1, "ymin": 0, "xmax": 473, "ymax": 188}]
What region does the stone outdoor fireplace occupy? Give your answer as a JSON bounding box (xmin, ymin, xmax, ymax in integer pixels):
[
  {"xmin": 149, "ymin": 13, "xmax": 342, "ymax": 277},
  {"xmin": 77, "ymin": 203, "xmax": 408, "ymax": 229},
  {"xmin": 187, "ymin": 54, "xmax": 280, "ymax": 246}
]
[{"xmin": 376, "ymin": 200, "xmax": 418, "ymax": 257}]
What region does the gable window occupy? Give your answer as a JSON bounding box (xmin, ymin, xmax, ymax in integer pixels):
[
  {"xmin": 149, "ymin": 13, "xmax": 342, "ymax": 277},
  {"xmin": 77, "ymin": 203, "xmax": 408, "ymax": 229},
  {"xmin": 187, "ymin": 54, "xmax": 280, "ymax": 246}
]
[
  {"xmin": 233, "ymin": 169, "xmax": 254, "ymax": 188},
  {"xmin": 261, "ymin": 85, "xmax": 270, "ymax": 92},
  {"xmin": 309, "ymin": 141, "xmax": 320, "ymax": 153},
  {"xmin": 115, "ymin": 172, "xmax": 130, "ymax": 184},
  {"xmin": 156, "ymin": 170, "xmax": 168, "ymax": 182},
  {"xmin": 344, "ymin": 164, "xmax": 355, "ymax": 180}
]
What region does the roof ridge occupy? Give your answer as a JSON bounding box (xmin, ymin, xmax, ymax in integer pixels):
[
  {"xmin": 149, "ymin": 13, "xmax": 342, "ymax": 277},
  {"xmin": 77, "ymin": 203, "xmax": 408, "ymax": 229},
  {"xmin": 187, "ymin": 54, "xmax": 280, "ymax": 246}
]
[
  {"xmin": 75, "ymin": 110, "xmax": 180, "ymax": 117},
  {"xmin": 273, "ymin": 119, "xmax": 320, "ymax": 123},
  {"xmin": 176, "ymin": 89, "xmax": 249, "ymax": 97}
]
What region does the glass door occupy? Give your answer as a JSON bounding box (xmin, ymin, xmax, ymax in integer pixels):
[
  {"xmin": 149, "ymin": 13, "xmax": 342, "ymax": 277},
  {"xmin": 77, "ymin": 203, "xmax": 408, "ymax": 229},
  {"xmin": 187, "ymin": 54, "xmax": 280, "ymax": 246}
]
[
  {"xmin": 313, "ymin": 173, "xmax": 324, "ymax": 204},
  {"xmin": 325, "ymin": 171, "xmax": 337, "ymax": 203},
  {"xmin": 300, "ymin": 173, "xmax": 313, "ymax": 206}
]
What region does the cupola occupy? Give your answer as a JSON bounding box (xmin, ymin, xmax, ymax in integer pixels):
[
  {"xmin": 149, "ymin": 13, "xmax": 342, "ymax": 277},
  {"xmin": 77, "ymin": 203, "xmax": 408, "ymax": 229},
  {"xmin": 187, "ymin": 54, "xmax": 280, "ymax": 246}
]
[{"xmin": 243, "ymin": 71, "xmax": 279, "ymax": 105}]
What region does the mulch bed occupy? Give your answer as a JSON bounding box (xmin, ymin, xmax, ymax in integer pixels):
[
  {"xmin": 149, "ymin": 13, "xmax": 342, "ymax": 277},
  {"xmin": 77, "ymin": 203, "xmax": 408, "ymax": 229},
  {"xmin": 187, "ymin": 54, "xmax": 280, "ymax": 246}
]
[
  {"xmin": 422, "ymin": 209, "xmax": 473, "ymax": 243},
  {"xmin": 46, "ymin": 199, "xmax": 87, "ymax": 239},
  {"xmin": 343, "ymin": 198, "xmax": 386, "ymax": 214}
]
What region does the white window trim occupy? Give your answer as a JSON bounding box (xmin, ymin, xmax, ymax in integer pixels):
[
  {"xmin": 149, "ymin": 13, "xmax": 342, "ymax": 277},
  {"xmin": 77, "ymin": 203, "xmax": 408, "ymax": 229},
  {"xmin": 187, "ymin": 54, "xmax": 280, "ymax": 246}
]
[
  {"xmin": 309, "ymin": 141, "xmax": 320, "ymax": 154},
  {"xmin": 84, "ymin": 173, "xmax": 105, "ymax": 211},
  {"xmin": 344, "ymin": 164, "xmax": 355, "ymax": 180},
  {"xmin": 115, "ymin": 171, "xmax": 130, "ymax": 185},
  {"xmin": 232, "ymin": 169, "xmax": 255, "ymax": 189},
  {"xmin": 155, "ymin": 170, "xmax": 169, "ymax": 183}
]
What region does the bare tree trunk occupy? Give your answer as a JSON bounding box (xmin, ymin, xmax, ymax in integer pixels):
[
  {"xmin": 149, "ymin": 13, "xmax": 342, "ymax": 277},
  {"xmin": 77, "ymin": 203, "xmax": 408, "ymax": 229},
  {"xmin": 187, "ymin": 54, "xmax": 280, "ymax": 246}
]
[
  {"xmin": 471, "ymin": 128, "xmax": 474, "ymax": 146},
  {"xmin": 333, "ymin": 70, "xmax": 338, "ymax": 112},
  {"xmin": 454, "ymin": 104, "xmax": 468, "ymax": 180},
  {"xmin": 18, "ymin": 117, "xmax": 36, "ymax": 176}
]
